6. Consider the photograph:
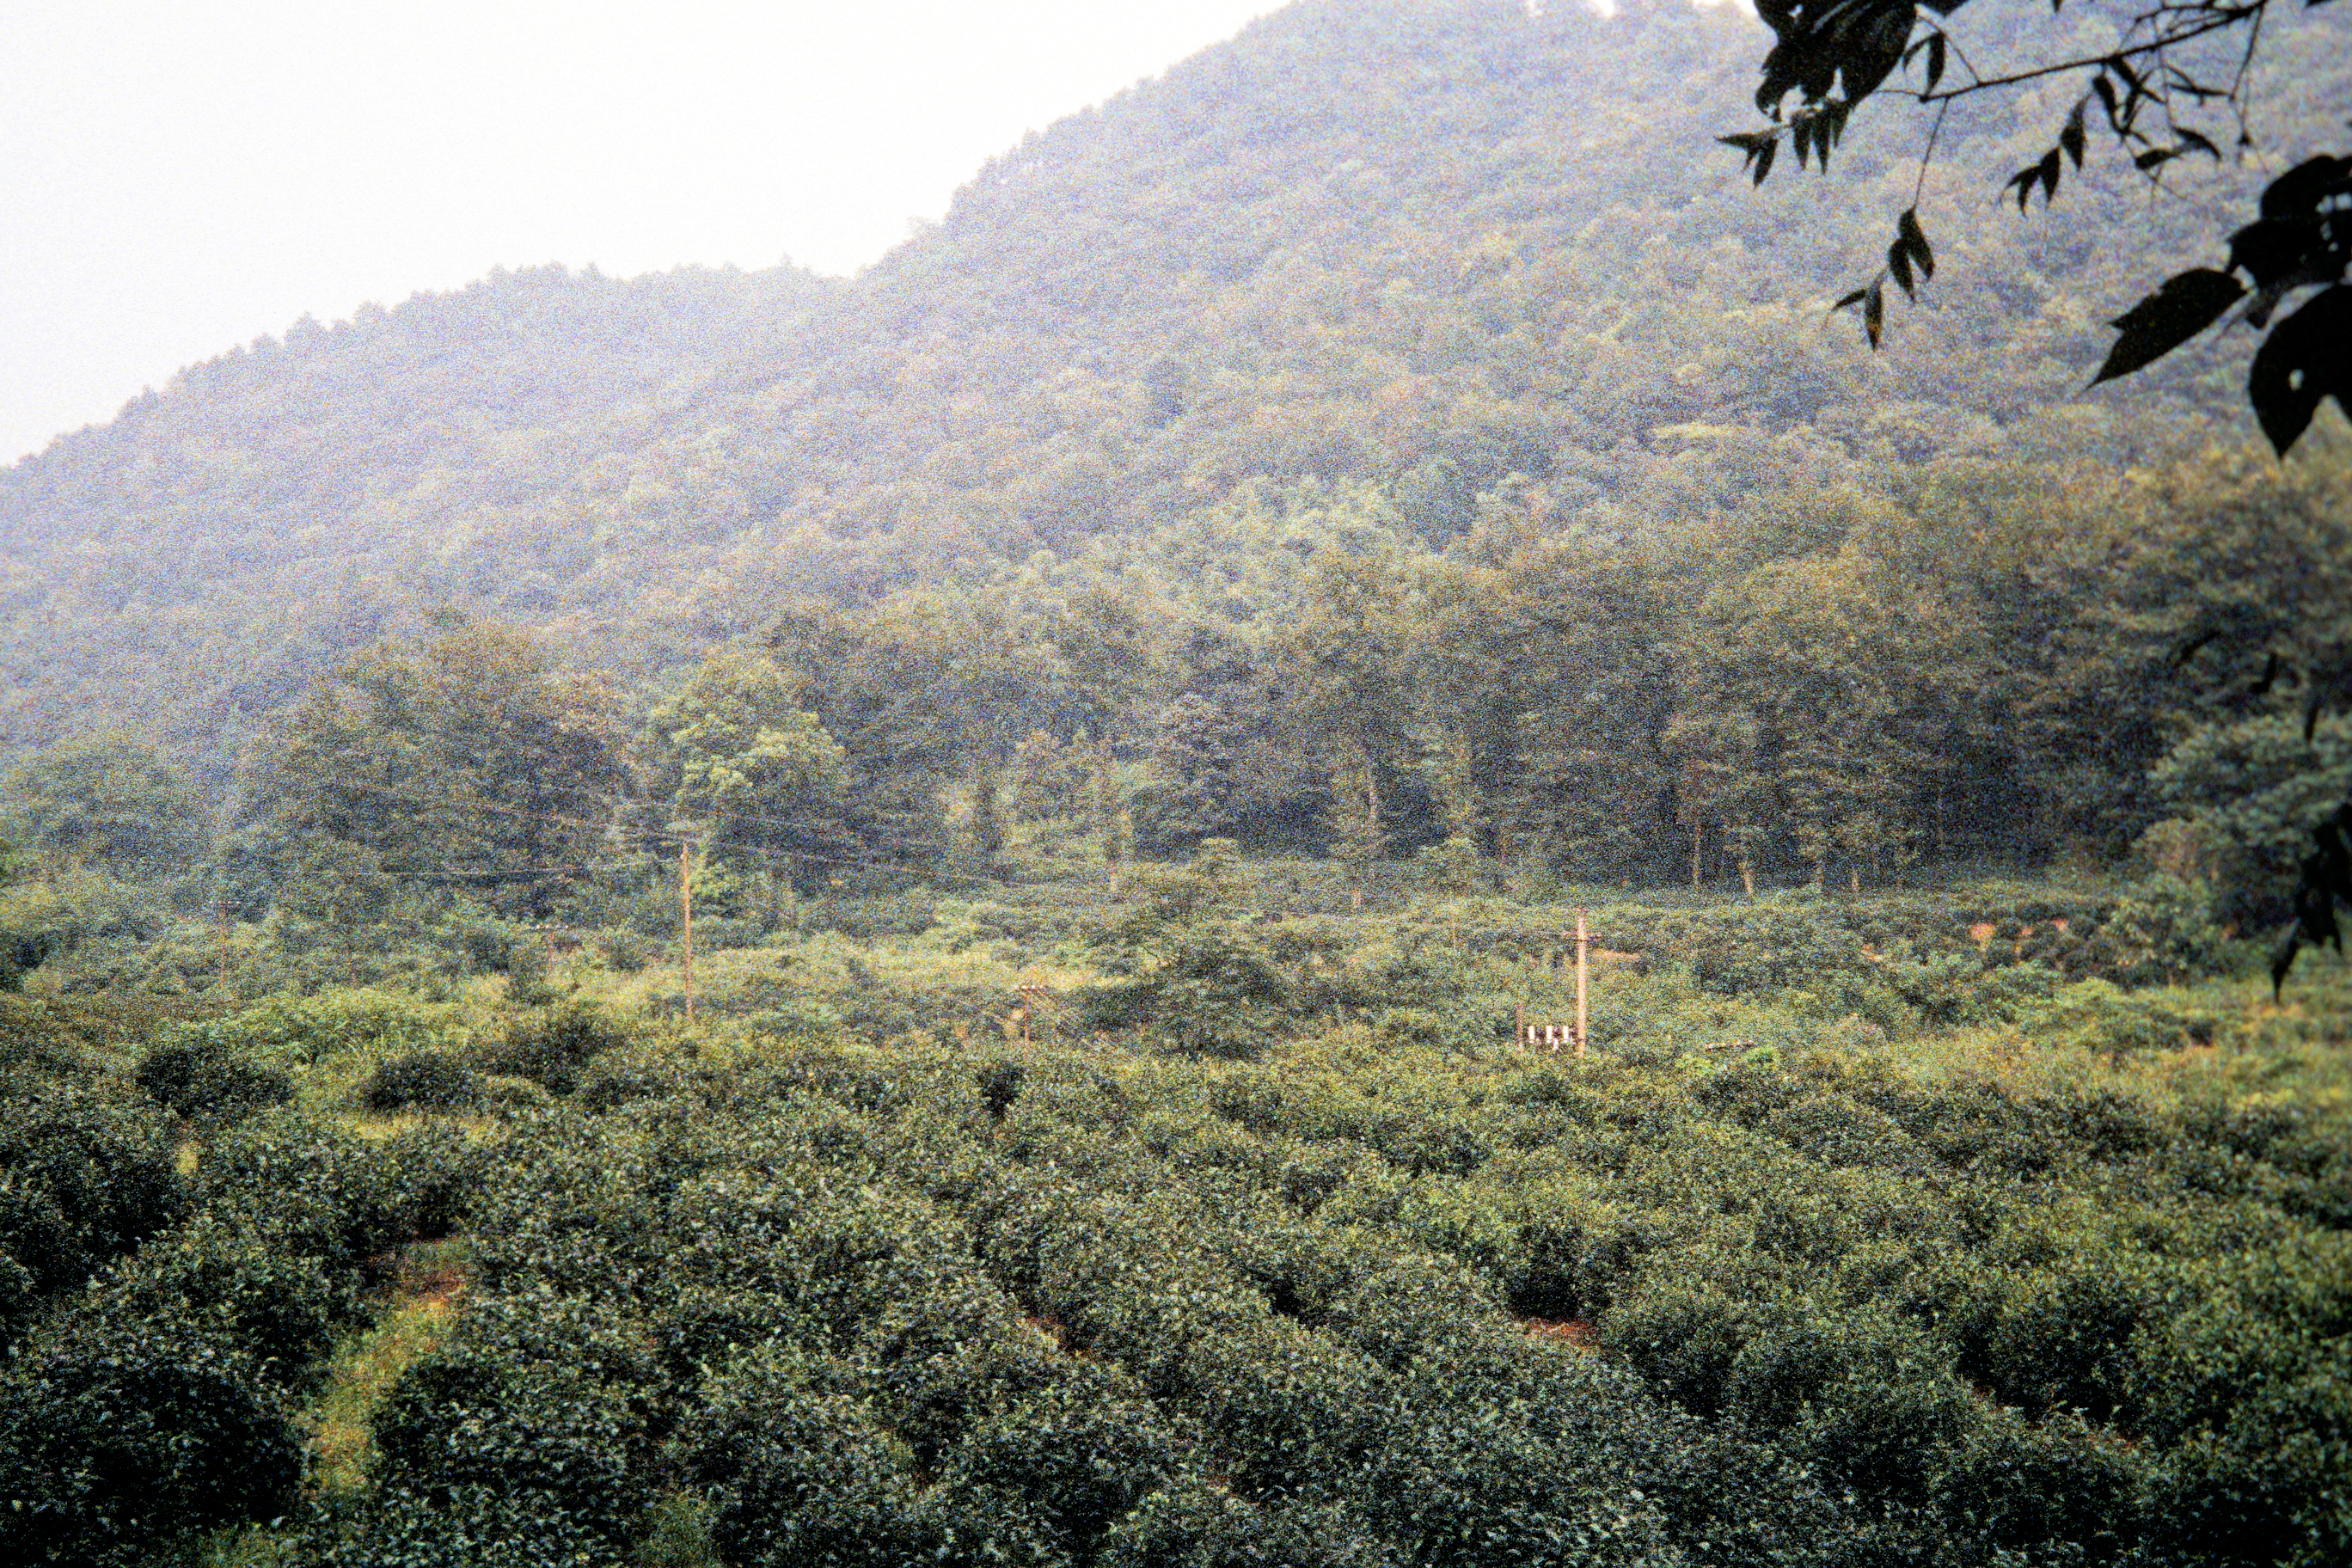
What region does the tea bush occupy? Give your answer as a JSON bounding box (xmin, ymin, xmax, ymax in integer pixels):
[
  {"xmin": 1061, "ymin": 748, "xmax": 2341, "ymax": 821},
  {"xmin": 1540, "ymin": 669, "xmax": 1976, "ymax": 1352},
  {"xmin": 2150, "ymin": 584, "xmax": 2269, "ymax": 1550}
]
[
  {"xmin": 0, "ymin": 1317, "xmax": 304, "ymax": 1568},
  {"xmin": 134, "ymin": 1035, "xmax": 296, "ymax": 1124},
  {"xmin": 476, "ymin": 999, "xmax": 629, "ymax": 1093},
  {"xmin": 359, "ymin": 1050, "xmax": 481, "ymax": 1112},
  {"xmin": 0, "ymin": 1083, "xmax": 185, "ymax": 1317},
  {"xmin": 0, "ymin": 870, "xmax": 2336, "ymax": 1567}
]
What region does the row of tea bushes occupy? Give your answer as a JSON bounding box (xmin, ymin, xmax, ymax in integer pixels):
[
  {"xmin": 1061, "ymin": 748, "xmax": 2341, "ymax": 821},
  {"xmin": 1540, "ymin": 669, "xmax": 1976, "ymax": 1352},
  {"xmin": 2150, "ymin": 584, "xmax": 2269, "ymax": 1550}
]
[
  {"xmin": 0, "ymin": 1097, "xmax": 485, "ymax": 1566},
  {"xmin": 316, "ymin": 1023, "xmax": 2345, "ymax": 1566}
]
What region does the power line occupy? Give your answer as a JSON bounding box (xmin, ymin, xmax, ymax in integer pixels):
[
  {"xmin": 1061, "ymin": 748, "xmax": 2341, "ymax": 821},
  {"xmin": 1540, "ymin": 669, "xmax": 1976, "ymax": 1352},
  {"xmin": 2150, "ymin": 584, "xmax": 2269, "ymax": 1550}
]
[{"xmin": 275, "ymin": 770, "xmax": 1107, "ymax": 893}]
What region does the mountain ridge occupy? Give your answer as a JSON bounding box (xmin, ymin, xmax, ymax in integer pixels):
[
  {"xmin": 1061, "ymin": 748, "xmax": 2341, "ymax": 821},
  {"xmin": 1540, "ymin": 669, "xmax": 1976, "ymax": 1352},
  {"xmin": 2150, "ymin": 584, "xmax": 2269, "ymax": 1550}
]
[{"xmin": 3, "ymin": 0, "xmax": 2343, "ymax": 774}]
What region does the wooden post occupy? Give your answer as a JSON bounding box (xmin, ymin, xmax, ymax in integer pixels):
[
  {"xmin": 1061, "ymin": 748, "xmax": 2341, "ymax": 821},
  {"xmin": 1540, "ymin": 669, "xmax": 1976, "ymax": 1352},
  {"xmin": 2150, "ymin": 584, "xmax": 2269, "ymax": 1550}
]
[
  {"xmin": 1574, "ymin": 909, "xmax": 1589, "ymax": 1058},
  {"xmin": 678, "ymin": 838, "xmax": 695, "ymax": 1025}
]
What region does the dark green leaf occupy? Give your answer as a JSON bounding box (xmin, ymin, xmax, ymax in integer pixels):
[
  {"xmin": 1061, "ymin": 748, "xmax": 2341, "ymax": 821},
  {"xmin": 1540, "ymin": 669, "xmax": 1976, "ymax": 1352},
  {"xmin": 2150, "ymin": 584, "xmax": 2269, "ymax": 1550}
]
[
  {"xmin": 2108, "ymin": 52, "xmax": 2147, "ymax": 101},
  {"xmin": 2092, "ymin": 267, "xmax": 2245, "ymax": 385}
]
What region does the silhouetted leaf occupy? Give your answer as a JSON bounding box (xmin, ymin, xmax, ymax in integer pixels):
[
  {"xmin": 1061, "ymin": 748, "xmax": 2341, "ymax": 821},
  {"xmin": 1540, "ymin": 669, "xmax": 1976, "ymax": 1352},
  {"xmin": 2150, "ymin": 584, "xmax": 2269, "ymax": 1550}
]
[
  {"xmin": 1837, "ymin": 2, "xmax": 1920, "ymax": 104},
  {"xmin": 2271, "ymin": 928, "xmax": 2303, "ymax": 999},
  {"xmin": 2092, "ymin": 268, "xmax": 2245, "ymax": 384},
  {"xmin": 2246, "ymin": 285, "xmax": 2352, "ymax": 455},
  {"xmin": 1898, "ymin": 208, "xmax": 1934, "ymax": 280},
  {"xmin": 1890, "ymin": 239, "xmax": 1915, "ymax": 297},
  {"xmin": 2173, "ymin": 126, "xmax": 2222, "ymax": 160},
  {"xmin": 1753, "ymin": 138, "xmax": 1778, "ymax": 186},
  {"xmin": 1864, "ymin": 279, "xmax": 1885, "ymax": 347},
  {"xmin": 2251, "ymin": 651, "xmax": 2283, "ymax": 697},
  {"xmin": 1833, "ymin": 285, "xmax": 1871, "ymax": 311},
  {"xmin": 2108, "ymin": 52, "xmax": 2147, "ymax": 101},
  {"xmin": 2168, "ymin": 628, "xmax": 2220, "ymax": 666},
  {"xmin": 2260, "ymin": 155, "xmax": 2352, "ymax": 220},
  {"xmin": 2060, "ymin": 102, "xmax": 2087, "ymax": 168},
  {"xmin": 2134, "ymin": 149, "xmax": 2178, "ymax": 173},
  {"xmin": 2229, "ymin": 217, "xmax": 2323, "ymax": 288},
  {"xmin": 2092, "ymin": 73, "xmax": 2122, "ymax": 132},
  {"xmin": 1924, "ymin": 33, "xmax": 1946, "ymax": 94}
]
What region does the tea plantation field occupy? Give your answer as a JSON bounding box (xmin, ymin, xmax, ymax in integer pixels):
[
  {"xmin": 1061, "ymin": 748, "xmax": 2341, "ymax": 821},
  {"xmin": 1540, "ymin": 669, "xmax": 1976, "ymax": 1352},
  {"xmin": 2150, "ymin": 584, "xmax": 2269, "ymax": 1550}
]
[{"xmin": 2, "ymin": 872, "xmax": 2346, "ymax": 1567}]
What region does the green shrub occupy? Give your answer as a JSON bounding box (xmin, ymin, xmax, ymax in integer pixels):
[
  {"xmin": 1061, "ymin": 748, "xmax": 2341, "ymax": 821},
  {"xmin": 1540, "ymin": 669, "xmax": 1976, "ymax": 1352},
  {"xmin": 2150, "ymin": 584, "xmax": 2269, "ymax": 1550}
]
[
  {"xmin": 677, "ymin": 1352, "xmax": 936, "ymax": 1568},
  {"xmin": 1602, "ymin": 1280, "xmax": 1746, "ymax": 1416},
  {"xmin": 0, "ymin": 1320, "xmax": 303, "ymax": 1568},
  {"xmin": 1649, "ymin": 898, "xmax": 1868, "ymax": 999},
  {"xmin": 356, "ymin": 1300, "xmax": 654, "ymax": 1566},
  {"xmin": 131, "ymin": 1037, "xmax": 293, "ymax": 1126},
  {"xmin": 97, "ymin": 1212, "xmax": 359, "ymax": 1385},
  {"xmin": 1930, "ymin": 1407, "xmax": 2152, "ymax": 1566},
  {"xmin": 162, "ymin": 989, "xmax": 461, "ymax": 1069},
  {"xmin": 197, "ymin": 1116, "xmax": 415, "ymax": 1271},
  {"xmin": 378, "ymin": 1122, "xmax": 487, "ymax": 1240},
  {"xmin": 2084, "ymin": 875, "xmax": 2229, "ymax": 986},
  {"xmin": 0, "ymin": 1182, "xmax": 82, "ymax": 1309},
  {"xmin": 478, "ymin": 1000, "xmax": 629, "ymax": 1093},
  {"xmin": 579, "ymin": 1048, "xmax": 696, "ymax": 1112},
  {"xmin": 340, "ymin": 1485, "xmax": 628, "ymax": 1568},
  {"xmin": 931, "ymin": 1374, "xmax": 1185, "ymax": 1560},
  {"xmin": 1081, "ymin": 924, "xmax": 1298, "ymax": 1058},
  {"xmin": 0, "ymin": 1086, "xmax": 186, "ymax": 1285},
  {"xmin": 361, "ymin": 1049, "xmax": 482, "ymax": 1112}
]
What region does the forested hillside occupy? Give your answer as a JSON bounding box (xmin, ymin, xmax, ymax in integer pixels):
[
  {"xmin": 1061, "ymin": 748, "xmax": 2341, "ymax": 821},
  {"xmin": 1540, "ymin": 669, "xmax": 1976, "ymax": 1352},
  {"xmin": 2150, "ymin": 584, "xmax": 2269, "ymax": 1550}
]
[
  {"xmin": 6, "ymin": 5, "xmax": 2352, "ymax": 1562},
  {"xmin": 4, "ymin": 0, "xmax": 2344, "ymax": 773}
]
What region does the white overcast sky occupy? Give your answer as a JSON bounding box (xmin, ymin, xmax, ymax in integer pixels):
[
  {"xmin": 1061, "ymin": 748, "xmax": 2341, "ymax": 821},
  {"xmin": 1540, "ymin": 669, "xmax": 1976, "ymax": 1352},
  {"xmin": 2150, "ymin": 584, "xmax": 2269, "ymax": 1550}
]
[{"xmin": 0, "ymin": 1, "xmax": 1283, "ymax": 462}]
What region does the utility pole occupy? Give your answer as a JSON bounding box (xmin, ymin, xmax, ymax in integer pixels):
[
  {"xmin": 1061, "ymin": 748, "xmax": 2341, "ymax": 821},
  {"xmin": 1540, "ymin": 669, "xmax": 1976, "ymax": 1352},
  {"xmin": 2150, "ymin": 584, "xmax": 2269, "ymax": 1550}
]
[
  {"xmin": 677, "ymin": 836, "xmax": 695, "ymax": 1025},
  {"xmin": 1574, "ymin": 909, "xmax": 1589, "ymax": 1058}
]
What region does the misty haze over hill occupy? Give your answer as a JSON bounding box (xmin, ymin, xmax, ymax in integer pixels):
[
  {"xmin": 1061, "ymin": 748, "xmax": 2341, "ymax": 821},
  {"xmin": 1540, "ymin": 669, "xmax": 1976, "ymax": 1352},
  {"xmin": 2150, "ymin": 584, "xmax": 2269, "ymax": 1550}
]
[{"xmin": 0, "ymin": 0, "xmax": 2343, "ymax": 775}]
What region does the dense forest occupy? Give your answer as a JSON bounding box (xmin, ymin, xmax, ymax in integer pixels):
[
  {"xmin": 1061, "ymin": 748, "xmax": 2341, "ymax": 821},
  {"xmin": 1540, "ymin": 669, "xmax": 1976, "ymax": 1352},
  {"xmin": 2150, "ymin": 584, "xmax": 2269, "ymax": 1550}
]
[
  {"xmin": 2, "ymin": 0, "xmax": 2344, "ymax": 766},
  {"xmin": 1, "ymin": 2, "xmax": 2349, "ymax": 1565}
]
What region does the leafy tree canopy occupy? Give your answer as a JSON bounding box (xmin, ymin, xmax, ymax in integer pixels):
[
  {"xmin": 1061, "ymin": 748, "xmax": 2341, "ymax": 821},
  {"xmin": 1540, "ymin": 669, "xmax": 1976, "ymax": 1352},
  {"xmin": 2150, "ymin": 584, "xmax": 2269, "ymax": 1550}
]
[{"xmin": 1724, "ymin": 0, "xmax": 2347, "ymax": 449}]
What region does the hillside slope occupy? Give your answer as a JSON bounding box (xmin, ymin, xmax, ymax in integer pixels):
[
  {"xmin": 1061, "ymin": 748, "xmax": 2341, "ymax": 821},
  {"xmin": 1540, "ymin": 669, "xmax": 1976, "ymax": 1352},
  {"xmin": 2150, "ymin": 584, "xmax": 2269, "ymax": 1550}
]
[{"xmin": 2, "ymin": 0, "xmax": 2343, "ymax": 770}]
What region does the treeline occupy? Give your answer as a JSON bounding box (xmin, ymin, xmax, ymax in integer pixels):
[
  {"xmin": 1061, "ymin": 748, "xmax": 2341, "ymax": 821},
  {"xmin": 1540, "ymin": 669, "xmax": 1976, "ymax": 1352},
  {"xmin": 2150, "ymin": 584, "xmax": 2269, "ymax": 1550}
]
[{"xmin": 3, "ymin": 439, "xmax": 2343, "ymax": 978}]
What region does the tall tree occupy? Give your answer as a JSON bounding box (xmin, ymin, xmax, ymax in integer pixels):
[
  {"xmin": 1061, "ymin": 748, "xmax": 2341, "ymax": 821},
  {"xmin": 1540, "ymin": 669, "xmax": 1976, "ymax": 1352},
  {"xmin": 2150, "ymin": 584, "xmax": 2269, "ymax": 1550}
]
[
  {"xmin": 254, "ymin": 624, "xmax": 624, "ymax": 918},
  {"xmin": 3, "ymin": 735, "xmax": 210, "ymax": 883},
  {"xmin": 649, "ymin": 644, "xmax": 853, "ymax": 892}
]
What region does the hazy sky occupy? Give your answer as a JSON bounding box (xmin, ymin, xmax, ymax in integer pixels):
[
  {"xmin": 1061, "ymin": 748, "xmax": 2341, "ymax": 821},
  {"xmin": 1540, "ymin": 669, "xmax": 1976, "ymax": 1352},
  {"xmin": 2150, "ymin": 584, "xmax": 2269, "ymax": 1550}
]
[{"xmin": 0, "ymin": 1, "xmax": 1281, "ymax": 462}]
